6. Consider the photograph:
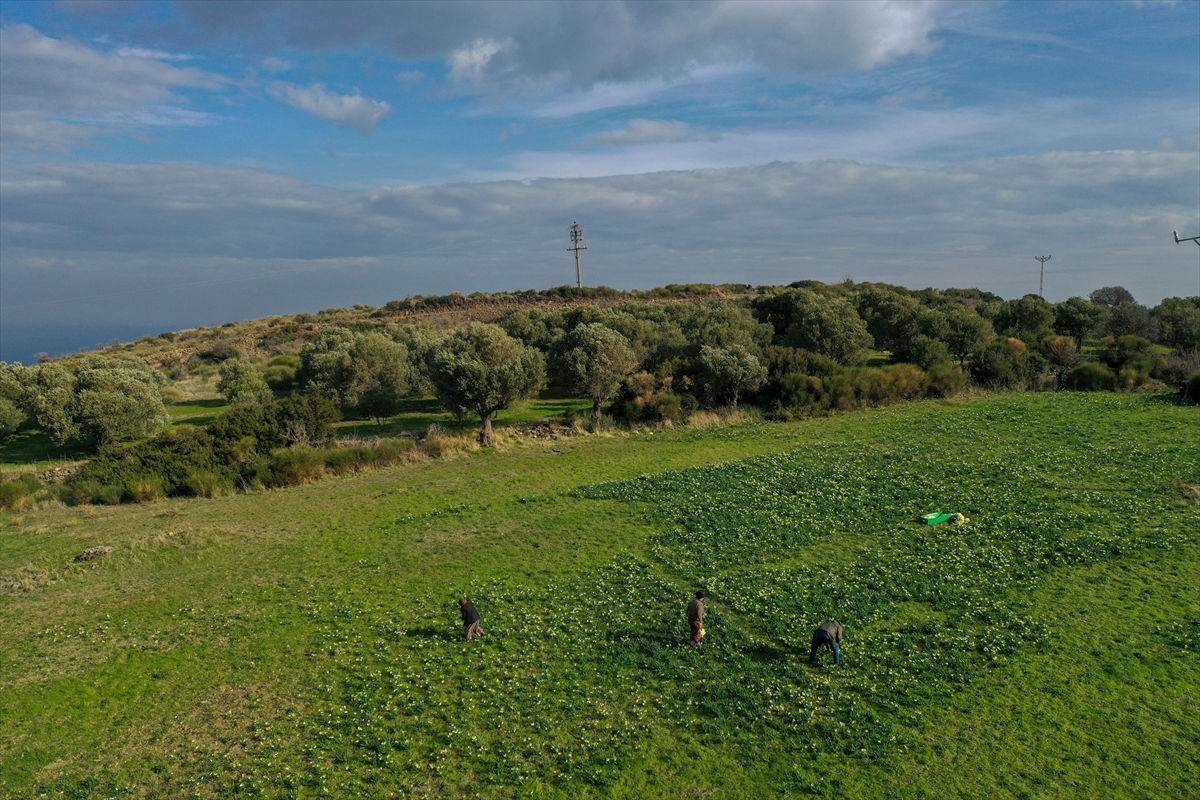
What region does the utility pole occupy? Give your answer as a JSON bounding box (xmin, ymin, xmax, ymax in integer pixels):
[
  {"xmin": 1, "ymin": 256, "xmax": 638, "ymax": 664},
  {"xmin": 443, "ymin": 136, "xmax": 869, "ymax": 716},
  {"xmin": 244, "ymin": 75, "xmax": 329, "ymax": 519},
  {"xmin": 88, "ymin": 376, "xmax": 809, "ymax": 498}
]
[
  {"xmin": 1035, "ymin": 255, "xmax": 1051, "ymax": 298},
  {"xmin": 568, "ymin": 222, "xmax": 586, "ymax": 289},
  {"xmin": 1174, "ymin": 231, "xmax": 1200, "ymax": 294}
]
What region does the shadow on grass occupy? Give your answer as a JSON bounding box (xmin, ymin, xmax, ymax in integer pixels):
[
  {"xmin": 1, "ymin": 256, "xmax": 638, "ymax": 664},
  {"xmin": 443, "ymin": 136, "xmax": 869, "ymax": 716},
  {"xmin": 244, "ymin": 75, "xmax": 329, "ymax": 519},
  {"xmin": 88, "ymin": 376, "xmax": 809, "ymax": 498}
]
[
  {"xmin": 0, "ymin": 423, "xmax": 95, "ymax": 466},
  {"xmin": 403, "ymin": 625, "xmax": 460, "ymax": 642}
]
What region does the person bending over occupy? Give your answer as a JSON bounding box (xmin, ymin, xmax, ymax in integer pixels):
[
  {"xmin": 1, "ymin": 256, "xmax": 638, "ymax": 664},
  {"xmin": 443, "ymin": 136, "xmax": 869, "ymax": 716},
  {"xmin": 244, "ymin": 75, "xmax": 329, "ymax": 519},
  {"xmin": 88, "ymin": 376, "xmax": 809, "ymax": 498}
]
[
  {"xmin": 809, "ymin": 619, "xmax": 843, "ymax": 666},
  {"xmin": 687, "ymin": 591, "xmax": 706, "ymax": 646},
  {"xmin": 459, "ymin": 598, "xmax": 484, "ymax": 643}
]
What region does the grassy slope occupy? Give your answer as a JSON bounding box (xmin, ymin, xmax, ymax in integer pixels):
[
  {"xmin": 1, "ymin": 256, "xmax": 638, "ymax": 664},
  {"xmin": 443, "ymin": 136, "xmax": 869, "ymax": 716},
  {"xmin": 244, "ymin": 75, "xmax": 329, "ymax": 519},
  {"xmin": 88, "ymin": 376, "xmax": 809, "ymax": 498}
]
[{"xmin": 0, "ymin": 393, "xmax": 1197, "ymax": 798}]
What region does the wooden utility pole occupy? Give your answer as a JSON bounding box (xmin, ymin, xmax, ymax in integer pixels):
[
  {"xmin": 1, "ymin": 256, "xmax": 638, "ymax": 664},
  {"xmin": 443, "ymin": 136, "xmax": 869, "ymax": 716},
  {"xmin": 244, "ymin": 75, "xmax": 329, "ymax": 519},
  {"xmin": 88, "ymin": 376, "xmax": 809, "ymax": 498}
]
[
  {"xmin": 568, "ymin": 222, "xmax": 586, "ymax": 288},
  {"xmin": 1035, "ymin": 255, "xmax": 1051, "ymax": 298}
]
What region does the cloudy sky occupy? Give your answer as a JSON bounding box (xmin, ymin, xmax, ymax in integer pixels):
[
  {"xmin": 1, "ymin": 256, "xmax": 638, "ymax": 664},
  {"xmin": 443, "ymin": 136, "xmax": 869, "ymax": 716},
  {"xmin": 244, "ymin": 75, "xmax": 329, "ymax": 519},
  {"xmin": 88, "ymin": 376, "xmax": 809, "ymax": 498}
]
[{"xmin": 1, "ymin": 0, "xmax": 1198, "ymax": 362}]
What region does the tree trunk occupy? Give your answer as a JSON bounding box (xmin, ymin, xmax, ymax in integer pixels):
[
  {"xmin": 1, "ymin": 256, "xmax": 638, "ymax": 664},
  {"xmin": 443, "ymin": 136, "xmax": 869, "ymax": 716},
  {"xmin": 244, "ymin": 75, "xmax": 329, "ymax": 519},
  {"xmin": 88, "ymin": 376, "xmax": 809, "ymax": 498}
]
[
  {"xmin": 592, "ymin": 396, "xmax": 602, "ymax": 429},
  {"xmin": 479, "ymin": 411, "xmax": 494, "ymax": 447}
]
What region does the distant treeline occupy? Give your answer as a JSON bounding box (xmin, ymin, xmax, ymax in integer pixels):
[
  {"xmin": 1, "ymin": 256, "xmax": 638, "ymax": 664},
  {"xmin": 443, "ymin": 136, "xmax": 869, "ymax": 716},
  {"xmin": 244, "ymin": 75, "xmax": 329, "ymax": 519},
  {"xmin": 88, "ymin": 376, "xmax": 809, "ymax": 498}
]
[{"xmin": 1, "ymin": 280, "xmax": 1197, "ymax": 506}]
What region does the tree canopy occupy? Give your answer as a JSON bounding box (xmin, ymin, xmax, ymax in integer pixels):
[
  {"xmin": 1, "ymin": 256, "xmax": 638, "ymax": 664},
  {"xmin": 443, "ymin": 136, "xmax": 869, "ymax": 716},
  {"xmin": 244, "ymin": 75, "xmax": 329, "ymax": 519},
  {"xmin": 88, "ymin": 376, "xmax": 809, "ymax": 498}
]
[
  {"xmin": 430, "ymin": 323, "xmax": 546, "ymax": 445},
  {"xmin": 551, "ymin": 323, "xmax": 639, "ymax": 426}
]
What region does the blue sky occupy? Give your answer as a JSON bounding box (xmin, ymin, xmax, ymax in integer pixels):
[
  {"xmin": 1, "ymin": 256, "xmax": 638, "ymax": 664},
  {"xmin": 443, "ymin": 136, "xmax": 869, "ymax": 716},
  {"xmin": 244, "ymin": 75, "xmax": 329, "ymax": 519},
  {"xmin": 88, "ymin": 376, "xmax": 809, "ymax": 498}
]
[{"xmin": 1, "ymin": 0, "xmax": 1198, "ymax": 362}]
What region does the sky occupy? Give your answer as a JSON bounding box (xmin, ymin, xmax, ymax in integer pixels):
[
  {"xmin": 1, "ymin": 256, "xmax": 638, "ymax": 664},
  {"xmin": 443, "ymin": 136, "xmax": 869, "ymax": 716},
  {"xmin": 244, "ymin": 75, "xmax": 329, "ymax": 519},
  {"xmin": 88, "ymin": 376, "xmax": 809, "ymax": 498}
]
[{"xmin": 1, "ymin": 0, "xmax": 1198, "ymax": 363}]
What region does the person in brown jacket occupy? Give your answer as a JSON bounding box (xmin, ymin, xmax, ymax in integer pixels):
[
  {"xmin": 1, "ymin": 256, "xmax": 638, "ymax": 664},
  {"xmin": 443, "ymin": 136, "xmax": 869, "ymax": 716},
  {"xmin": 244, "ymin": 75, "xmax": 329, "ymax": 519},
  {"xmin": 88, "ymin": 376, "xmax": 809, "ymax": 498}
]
[
  {"xmin": 687, "ymin": 591, "xmax": 706, "ymax": 646},
  {"xmin": 809, "ymin": 619, "xmax": 842, "ymax": 665}
]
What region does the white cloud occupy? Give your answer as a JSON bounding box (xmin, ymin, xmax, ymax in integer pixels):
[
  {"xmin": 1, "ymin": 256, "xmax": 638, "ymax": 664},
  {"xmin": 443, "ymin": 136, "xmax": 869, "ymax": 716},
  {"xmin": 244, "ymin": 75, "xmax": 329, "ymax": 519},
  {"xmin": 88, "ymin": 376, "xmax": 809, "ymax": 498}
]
[
  {"xmin": 0, "ymin": 24, "xmax": 224, "ymax": 151},
  {"xmin": 580, "ymin": 119, "xmax": 694, "ymax": 146},
  {"xmin": 267, "ymin": 82, "xmax": 391, "ymax": 134},
  {"xmin": 177, "ymin": 1, "xmax": 950, "ymax": 97},
  {"xmin": 2, "ymin": 150, "xmax": 1196, "ymax": 331},
  {"xmin": 396, "ymin": 70, "xmax": 425, "ymax": 85},
  {"xmin": 448, "ymin": 38, "xmax": 509, "ymax": 84},
  {"xmin": 113, "ymin": 46, "xmax": 193, "ymax": 61}
]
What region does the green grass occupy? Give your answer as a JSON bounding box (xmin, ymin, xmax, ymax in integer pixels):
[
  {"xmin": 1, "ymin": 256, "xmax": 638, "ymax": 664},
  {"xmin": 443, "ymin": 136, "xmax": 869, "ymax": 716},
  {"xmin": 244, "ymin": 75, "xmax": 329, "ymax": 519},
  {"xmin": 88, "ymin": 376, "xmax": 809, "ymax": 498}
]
[
  {"xmin": 0, "ymin": 393, "xmax": 1196, "ymax": 798},
  {"xmin": 0, "ymin": 423, "xmax": 95, "ymax": 469},
  {"xmin": 335, "ymin": 389, "xmax": 592, "ymax": 439},
  {"xmin": 1, "ymin": 390, "xmax": 589, "ymax": 473}
]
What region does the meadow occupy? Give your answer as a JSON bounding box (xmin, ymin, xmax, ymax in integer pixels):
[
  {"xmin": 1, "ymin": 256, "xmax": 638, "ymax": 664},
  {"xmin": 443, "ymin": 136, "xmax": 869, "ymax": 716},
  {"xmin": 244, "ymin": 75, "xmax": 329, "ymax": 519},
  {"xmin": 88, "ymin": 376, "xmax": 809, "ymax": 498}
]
[{"xmin": 0, "ymin": 392, "xmax": 1197, "ymax": 798}]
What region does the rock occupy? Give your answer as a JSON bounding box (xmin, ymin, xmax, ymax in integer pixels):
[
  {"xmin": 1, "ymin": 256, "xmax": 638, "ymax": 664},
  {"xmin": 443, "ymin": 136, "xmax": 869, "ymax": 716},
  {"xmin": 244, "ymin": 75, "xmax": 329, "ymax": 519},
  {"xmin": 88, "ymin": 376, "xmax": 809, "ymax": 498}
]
[{"xmin": 76, "ymin": 546, "xmax": 114, "ymax": 562}]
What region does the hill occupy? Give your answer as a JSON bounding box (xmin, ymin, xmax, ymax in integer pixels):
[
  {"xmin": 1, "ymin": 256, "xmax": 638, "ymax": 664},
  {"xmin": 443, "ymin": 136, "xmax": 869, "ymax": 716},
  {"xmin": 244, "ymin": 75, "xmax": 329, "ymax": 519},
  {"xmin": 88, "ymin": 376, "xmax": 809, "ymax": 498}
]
[
  {"xmin": 77, "ymin": 284, "xmax": 742, "ymax": 371},
  {"xmin": 1, "ymin": 392, "xmax": 1197, "ymax": 797}
]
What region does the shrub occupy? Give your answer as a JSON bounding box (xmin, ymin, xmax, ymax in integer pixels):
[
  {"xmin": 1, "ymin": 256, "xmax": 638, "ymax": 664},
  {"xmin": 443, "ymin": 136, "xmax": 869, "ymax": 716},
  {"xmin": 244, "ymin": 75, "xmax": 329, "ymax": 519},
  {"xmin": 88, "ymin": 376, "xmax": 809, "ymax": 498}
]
[
  {"xmin": 184, "ymin": 469, "xmax": 234, "ymax": 498},
  {"xmin": 0, "ymin": 473, "xmax": 40, "ymax": 510},
  {"xmin": 1117, "ymin": 366, "xmax": 1156, "ymax": 392},
  {"xmin": 926, "ymin": 363, "xmax": 968, "ymax": 398},
  {"xmin": 324, "ymin": 446, "xmax": 373, "ymax": 475},
  {"xmin": 1066, "ymin": 362, "xmax": 1117, "ymax": 391},
  {"xmin": 96, "ymin": 484, "xmax": 125, "ymax": 505},
  {"xmin": 127, "ymin": 478, "xmax": 164, "ymax": 503},
  {"xmin": 217, "ymin": 358, "xmax": 272, "ymax": 405},
  {"xmin": 612, "ymin": 372, "xmax": 696, "ymax": 425},
  {"xmin": 263, "ymin": 448, "xmax": 324, "ymax": 488},
  {"xmin": 263, "ymin": 355, "xmax": 301, "ymax": 392},
  {"xmin": 372, "ymin": 437, "xmax": 416, "ymax": 466},
  {"xmin": 969, "ymin": 339, "xmax": 1044, "ymax": 390}
]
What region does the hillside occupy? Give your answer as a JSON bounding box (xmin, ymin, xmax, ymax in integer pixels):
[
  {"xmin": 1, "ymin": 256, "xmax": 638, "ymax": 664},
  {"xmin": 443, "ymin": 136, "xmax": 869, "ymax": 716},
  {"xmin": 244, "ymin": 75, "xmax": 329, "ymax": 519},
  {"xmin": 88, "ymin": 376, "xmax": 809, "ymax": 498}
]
[
  {"xmin": 73, "ymin": 284, "xmax": 743, "ymax": 371},
  {"xmin": 1, "ymin": 392, "xmax": 1197, "ymax": 797}
]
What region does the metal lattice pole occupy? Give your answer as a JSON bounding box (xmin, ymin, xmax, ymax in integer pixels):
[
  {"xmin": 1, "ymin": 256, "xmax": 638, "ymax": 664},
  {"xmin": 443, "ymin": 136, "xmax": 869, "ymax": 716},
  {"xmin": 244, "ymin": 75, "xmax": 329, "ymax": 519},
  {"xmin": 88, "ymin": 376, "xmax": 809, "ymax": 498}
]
[
  {"xmin": 568, "ymin": 222, "xmax": 587, "ymax": 289},
  {"xmin": 1034, "ymin": 255, "xmax": 1051, "ymax": 298}
]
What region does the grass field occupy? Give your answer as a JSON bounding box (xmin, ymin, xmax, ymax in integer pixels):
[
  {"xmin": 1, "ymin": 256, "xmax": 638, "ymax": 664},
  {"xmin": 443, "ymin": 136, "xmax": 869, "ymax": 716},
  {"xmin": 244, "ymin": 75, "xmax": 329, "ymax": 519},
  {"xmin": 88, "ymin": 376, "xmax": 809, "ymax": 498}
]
[
  {"xmin": 0, "ymin": 392, "xmax": 1197, "ymax": 798},
  {"xmin": 0, "ymin": 390, "xmax": 594, "ymax": 473}
]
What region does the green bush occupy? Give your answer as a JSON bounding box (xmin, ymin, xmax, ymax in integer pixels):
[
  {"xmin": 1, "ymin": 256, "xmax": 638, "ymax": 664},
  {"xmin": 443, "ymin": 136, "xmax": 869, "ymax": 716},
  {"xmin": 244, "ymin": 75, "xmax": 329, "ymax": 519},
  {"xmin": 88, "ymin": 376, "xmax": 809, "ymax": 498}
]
[
  {"xmin": 127, "ymin": 478, "xmax": 164, "ymax": 503},
  {"xmin": 927, "ymin": 363, "xmax": 968, "ymax": 398},
  {"xmin": 96, "ymin": 484, "xmax": 125, "ymax": 505},
  {"xmin": 969, "ymin": 339, "xmax": 1045, "ymax": 390},
  {"xmin": 263, "ymin": 448, "xmax": 324, "ymax": 488},
  {"xmin": 1066, "ymin": 362, "xmax": 1117, "ymax": 391},
  {"xmin": 324, "ymin": 446, "xmax": 372, "ymax": 475},
  {"xmin": 184, "ymin": 469, "xmax": 235, "ymax": 498},
  {"xmin": 0, "ymin": 397, "xmax": 24, "ymax": 443},
  {"xmin": 372, "ymin": 437, "xmax": 415, "ymax": 465},
  {"xmin": 64, "ymin": 428, "xmax": 229, "ymax": 504},
  {"xmin": 0, "ymin": 473, "xmax": 40, "ymax": 510},
  {"xmin": 612, "ymin": 372, "xmax": 695, "ymax": 424}
]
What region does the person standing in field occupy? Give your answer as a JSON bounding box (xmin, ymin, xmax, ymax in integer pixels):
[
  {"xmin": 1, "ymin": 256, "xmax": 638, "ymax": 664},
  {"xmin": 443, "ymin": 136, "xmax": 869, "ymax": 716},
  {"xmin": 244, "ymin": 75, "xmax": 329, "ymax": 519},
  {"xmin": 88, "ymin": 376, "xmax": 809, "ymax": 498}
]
[
  {"xmin": 459, "ymin": 598, "xmax": 483, "ymax": 642},
  {"xmin": 809, "ymin": 619, "xmax": 843, "ymax": 666},
  {"xmin": 687, "ymin": 591, "xmax": 706, "ymax": 646}
]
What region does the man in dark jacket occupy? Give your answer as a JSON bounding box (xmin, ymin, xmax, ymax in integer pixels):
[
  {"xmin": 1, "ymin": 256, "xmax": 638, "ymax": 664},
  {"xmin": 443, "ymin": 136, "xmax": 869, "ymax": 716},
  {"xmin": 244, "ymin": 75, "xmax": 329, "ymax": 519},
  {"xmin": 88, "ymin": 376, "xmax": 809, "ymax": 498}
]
[
  {"xmin": 687, "ymin": 591, "xmax": 706, "ymax": 646},
  {"xmin": 809, "ymin": 619, "xmax": 843, "ymax": 666},
  {"xmin": 459, "ymin": 598, "xmax": 483, "ymax": 642}
]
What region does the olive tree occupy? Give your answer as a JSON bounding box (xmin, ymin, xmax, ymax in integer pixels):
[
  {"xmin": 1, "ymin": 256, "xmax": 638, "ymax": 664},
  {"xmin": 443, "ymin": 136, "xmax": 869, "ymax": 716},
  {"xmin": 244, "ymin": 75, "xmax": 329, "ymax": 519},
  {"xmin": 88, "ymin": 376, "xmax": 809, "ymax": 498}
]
[
  {"xmin": 22, "ymin": 362, "xmax": 80, "ymax": 445},
  {"xmin": 944, "ymin": 307, "xmax": 995, "ymax": 365},
  {"xmin": 217, "ymin": 358, "xmax": 273, "ymax": 405},
  {"xmin": 1053, "ymin": 296, "xmax": 1107, "ymax": 343},
  {"xmin": 0, "ymin": 364, "xmax": 26, "ymax": 443},
  {"xmin": 550, "ymin": 323, "xmax": 638, "ymax": 427},
  {"xmin": 299, "ymin": 329, "xmax": 411, "ymax": 413},
  {"xmin": 430, "ymin": 323, "xmax": 545, "ymax": 446},
  {"xmin": 697, "ymin": 344, "xmax": 767, "ymax": 408},
  {"xmin": 1154, "ymin": 297, "xmax": 1200, "ymax": 350},
  {"xmin": 71, "ymin": 355, "xmax": 170, "ymax": 446},
  {"xmin": 752, "ymin": 288, "xmax": 873, "ymax": 365}
]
